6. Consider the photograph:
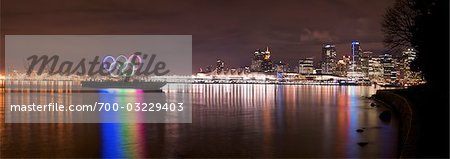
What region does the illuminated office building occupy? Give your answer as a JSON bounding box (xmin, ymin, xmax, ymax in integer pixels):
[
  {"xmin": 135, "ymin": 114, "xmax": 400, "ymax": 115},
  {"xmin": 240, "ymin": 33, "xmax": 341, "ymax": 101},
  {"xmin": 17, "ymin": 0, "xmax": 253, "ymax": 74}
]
[
  {"xmin": 216, "ymin": 59, "xmax": 224, "ymax": 72},
  {"xmin": 298, "ymin": 58, "xmax": 314, "ymax": 75},
  {"xmin": 359, "ymin": 51, "xmax": 372, "ymax": 77},
  {"xmin": 351, "ymin": 40, "xmax": 362, "ymax": 71},
  {"xmin": 321, "ymin": 44, "xmax": 337, "ymax": 74},
  {"xmin": 380, "ymin": 53, "xmax": 397, "ymax": 82},
  {"xmin": 399, "ymin": 48, "xmax": 421, "ymax": 84},
  {"xmin": 250, "ymin": 47, "xmax": 273, "ymax": 72},
  {"xmin": 368, "ymin": 57, "xmax": 383, "ymax": 82},
  {"xmin": 336, "ymin": 56, "xmax": 351, "ymax": 77},
  {"xmin": 275, "ymin": 61, "xmax": 289, "ymax": 73}
]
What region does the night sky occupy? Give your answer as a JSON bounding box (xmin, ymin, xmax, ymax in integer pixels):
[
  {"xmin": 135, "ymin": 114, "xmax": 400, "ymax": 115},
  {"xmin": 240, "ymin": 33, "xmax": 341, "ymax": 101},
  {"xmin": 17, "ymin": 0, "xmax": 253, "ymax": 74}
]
[{"xmin": 1, "ymin": 0, "xmax": 394, "ymax": 72}]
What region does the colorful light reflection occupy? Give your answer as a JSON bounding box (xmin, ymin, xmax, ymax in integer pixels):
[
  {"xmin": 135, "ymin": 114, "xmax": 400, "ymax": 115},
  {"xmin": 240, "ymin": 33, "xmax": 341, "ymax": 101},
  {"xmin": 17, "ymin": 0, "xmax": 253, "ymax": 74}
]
[{"xmin": 99, "ymin": 89, "xmax": 146, "ymax": 158}]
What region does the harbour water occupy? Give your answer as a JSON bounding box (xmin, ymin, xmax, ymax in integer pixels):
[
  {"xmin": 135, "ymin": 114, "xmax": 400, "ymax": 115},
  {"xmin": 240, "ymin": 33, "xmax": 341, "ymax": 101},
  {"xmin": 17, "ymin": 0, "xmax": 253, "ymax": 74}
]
[{"xmin": 0, "ymin": 84, "xmax": 398, "ymax": 158}]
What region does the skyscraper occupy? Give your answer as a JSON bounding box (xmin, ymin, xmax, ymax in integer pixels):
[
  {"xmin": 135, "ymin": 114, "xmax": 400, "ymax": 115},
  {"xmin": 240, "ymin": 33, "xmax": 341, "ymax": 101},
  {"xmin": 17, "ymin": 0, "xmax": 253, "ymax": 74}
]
[
  {"xmin": 402, "ymin": 48, "xmax": 417, "ymax": 67},
  {"xmin": 399, "ymin": 48, "xmax": 420, "ymax": 83},
  {"xmin": 250, "ymin": 47, "xmax": 273, "ymax": 72},
  {"xmin": 380, "ymin": 53, "xmax": 397, "ymax": 83},
  {"xmin": 351, "ymin": 40, "xmax": 361, "ymax": 65},
  {"xmin": 336, "ymin": 56, "xmax": 351, "ymax": 77},
  {"xmin": 321, "ymin": 44, "xmax": 337, "ymax": 74},
  {"xmin": 250, "ymin": 49, "xmax": 264, "ymax": 72},
  {"xmin": 298, "ymin": 58, "xmax": 314, "ymax": 75},
  {"xmin": 216, "ymin": 59, "xmax": 224, "ymax": 72},
  {"xmin": 360, "ymin": 51, "xmax": 372, "ymax": 77},
  {"xmin": 368, "ymin": 56, "xmax": 383, "ymax": 82},
  {"xmin": 275, "ymin": 61, "xmax": 289, "ymax": 73}
]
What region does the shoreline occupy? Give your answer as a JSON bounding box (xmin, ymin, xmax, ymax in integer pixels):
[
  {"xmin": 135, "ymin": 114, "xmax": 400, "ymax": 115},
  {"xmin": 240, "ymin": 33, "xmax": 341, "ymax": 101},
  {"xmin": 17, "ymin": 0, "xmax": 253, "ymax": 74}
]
[{"xmin": 373, "ymin": 90, "xmax": 416, "ymax": 158}]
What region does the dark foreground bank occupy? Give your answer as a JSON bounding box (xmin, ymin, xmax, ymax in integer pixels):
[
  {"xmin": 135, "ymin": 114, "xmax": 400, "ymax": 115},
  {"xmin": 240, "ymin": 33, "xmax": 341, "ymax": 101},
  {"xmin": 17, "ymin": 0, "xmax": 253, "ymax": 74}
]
[{"xmin": 374, "ymin": 85, "xmax": 449, "ymax": 158}]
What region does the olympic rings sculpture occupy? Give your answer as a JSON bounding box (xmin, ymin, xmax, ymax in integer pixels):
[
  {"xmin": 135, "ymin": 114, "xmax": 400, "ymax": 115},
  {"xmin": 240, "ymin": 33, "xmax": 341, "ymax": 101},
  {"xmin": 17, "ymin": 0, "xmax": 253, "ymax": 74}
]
[{"xmin": 102, "ymin": 54, "xmax": 142, "ymax": 77}]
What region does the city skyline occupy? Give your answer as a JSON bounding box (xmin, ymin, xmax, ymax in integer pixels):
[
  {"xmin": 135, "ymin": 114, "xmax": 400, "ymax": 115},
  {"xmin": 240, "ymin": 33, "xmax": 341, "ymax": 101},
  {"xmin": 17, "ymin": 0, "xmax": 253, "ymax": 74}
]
[
  {"xmin": 1, "ymin": 0, "xmax": 394, "ymax": 72},
  {"xmin": 199, "ymin": 40, "xmax": 410, "ymax": 71},
  {"xmin": 197, "ymin": 41, "xmax": 421, "ymax": 86}
]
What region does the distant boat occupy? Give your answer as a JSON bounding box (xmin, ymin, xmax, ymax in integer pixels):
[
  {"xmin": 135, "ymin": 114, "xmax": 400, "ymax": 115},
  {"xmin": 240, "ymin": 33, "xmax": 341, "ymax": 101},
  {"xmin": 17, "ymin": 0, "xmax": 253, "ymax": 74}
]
[
  {"xmin": 378, "ymin": 83, "xmax": 402, "ymax": 88},
  {"xmin": 81, "ymin": 80, "xmax": 166, "ymax": 90},
  {"xmin": 338, "ymin": 80, "xmax": 358, "ymax": 86}
]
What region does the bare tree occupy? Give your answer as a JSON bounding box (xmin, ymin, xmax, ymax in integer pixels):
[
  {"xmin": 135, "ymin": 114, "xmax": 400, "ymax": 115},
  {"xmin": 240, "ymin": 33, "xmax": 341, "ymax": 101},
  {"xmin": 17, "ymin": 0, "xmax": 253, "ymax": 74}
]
[{"xmin": 381, "ymin": 0, "xmax": 416, "ymax": 52}]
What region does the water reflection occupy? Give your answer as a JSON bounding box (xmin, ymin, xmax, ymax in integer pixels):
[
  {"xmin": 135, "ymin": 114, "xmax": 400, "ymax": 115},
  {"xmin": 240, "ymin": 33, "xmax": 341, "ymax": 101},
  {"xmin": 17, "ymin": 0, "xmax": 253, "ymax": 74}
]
[
  {"xmin": 1, "ymin": 84, "xmax": 398, "ymax": 158},
  {"xmin": 99, "ymin": 89, "xmax": 147, "ymax": 158}
]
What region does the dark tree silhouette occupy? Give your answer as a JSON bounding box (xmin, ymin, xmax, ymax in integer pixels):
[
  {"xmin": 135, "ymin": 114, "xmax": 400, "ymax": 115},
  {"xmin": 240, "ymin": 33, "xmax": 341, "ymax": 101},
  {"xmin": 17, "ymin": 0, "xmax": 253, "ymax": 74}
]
[
  {"xmin": 381, "ymin": 0, "xmax": 416, "ymax": 52},
  {"xmin": 410, "ymin": 0, "xmax": 449, "ymax": 88},
  {"xmin": 383, "ymin": 0, "xmax": 449, "ymax": 158},
  {"xmin": 383, "ymin": 0, "xmax": 449, "ymax": 87}
]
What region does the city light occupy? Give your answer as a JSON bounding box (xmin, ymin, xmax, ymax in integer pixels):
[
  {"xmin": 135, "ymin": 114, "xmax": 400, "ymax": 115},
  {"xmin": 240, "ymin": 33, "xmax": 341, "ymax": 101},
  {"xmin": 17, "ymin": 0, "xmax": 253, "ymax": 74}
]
[{"xmin": 196, "ymin": 43, "xmax": 424, "ymax": 87}]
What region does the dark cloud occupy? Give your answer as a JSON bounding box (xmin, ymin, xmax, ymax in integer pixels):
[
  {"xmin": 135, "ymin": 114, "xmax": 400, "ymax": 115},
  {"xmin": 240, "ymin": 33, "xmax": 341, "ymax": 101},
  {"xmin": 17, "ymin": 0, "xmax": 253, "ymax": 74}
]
[
  {"xmin": 300, "ymin": 29, "xmax": 336, "ymax": 43},
  {"xmin": 1, "ymin": 0, "xmax": 394, "ymax": 72}
]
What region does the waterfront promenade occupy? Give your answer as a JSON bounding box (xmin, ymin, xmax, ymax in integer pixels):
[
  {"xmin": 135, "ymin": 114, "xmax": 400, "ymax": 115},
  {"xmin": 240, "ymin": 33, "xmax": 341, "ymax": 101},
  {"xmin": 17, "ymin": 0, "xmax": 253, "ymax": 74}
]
[{"xmin": 374, "ymin": 85, "xmax": 449, "ymax": 158}]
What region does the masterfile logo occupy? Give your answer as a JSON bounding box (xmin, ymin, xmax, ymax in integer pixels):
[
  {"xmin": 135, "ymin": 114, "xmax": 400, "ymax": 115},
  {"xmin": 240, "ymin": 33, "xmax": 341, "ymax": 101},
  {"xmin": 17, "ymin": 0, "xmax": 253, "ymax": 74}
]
[
  {"xmin": 5, "ymin": 35, "xmax": 192, "ymax": 77},
  {"xmin": 25, "ymin": 53, "xmax": 170, "ymax": 77}
]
